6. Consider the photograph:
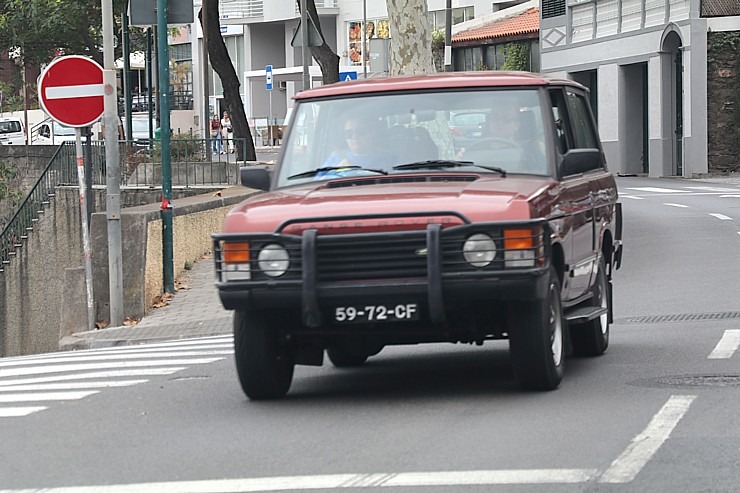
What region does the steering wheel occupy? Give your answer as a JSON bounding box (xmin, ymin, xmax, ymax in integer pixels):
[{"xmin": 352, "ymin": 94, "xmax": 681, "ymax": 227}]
[{"xmin": 464, "ymin": 137, "xmax": 523, "ymax": 152}]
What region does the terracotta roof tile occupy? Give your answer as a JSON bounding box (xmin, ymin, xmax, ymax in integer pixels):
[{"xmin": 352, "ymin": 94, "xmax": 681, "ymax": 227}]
[{"xmin": 452, "ymin": 8, "xmax": 539, "ymax": 44}]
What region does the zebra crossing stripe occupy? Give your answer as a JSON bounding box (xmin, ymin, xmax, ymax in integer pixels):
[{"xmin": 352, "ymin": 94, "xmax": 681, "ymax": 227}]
[
  {"xmin": 0, "ymin": 380, "xmax": 148, "ymax": 392},
  {"xmin": 0, "ymin": 368, "xmax": 185, "ymax": 387},
  {"xmin": 0, "ymin": 350, "xmax": 232, "ymax": 369},
  {"xmin": 0, "ymin": 406, "xmax": 47, "ymax": 417},
  {"xmin": 0, "ymin": 358, "xmax": 224, "ymax": 379},
  {"xmin": 0, "ymin": 391, "xmax": 99, "ymax": 402}
]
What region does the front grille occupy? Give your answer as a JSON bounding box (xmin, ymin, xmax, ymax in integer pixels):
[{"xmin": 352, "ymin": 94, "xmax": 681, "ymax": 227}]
[
  {"xmin": 213, "ymin": 220, "xmax": 547, "ymax": 284},
  {"xmin": 317, "ymin": 232, "xmax": 427, "ymax": 281}
]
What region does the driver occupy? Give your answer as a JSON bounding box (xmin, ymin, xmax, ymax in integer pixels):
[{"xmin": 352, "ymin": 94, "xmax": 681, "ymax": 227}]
[{"xmin": 456, "ymin": 99, "xmax": 546, "ymax": 173}]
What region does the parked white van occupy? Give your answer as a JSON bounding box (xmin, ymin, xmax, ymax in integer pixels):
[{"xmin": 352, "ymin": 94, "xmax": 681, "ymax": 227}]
[
  {"xmin": 35, "ymin": 120, "xmax": 77, "ymax": 145},
  {"xmin": 0, "ymin": 117, "xmax": 26, "ymax": 145}
]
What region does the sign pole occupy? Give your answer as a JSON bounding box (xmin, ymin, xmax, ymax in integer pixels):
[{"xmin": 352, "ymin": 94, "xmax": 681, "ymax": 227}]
[
  {"xmin": 158, "ymin": 0, "xmax": 175, "ymax": 294},
  {"xmin": 75, "ymin": 128, "xmax": 95, "ymax": 331},
  {"xmin": 300, "ymin": 0, "xmax": 310, "ymax": 91},
  {"xmin": 266, "ymin": 64, "xmax": 273, "ymax": 150},
  {"xmin": 102, "ymin": 0, "xmax": 124, "ymax": 327}
]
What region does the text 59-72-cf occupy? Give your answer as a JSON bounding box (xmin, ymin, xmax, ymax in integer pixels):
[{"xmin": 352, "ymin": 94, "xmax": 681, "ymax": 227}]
[{"xmin": 213, "ymin": 72, "xmax": 623, "ymax": 400}]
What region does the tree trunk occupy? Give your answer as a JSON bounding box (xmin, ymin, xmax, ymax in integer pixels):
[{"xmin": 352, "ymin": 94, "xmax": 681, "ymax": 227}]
[
  {"xmin": 386, "ymin": 0, "xmax": 434, "ymax": 76},
  {"xmin": 298, "ymin": 0, "xmax": 340, "ymax": 85},
  {"xmin": 200, "ymin": 1, "xmax": 256, "ymax": 161}
]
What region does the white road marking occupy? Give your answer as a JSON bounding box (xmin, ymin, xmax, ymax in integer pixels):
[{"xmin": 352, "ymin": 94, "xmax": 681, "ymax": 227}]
[
  {"xmin": 709, "ymin": 213, "xmax": 733, "ymax": 220},
  {"xmin": 663, "ymin": 203, "xmax": 689, "ymax": 208},
  {"xmin": 0, "ymin": 406, "xmax": 47, "ymax": 417},
  {"xmin": 599, "ymin": 395, "xmax": 696, "ymax": 483},
  {"xmin": 0, "ymin": 396, "xmax": 698, "ymax": 489},
  {"xmin": 10, "ymin": 343, "xmax": 233, "ymax": 362},
  {"xmin": 0, "ymin": 358, "xmax": 223, "ymax": 379},
  {"xmin": 0, "ymin": 350, "xmax": 232, "ymax": 368},
  {"xmin": 0, "ymin": 380, "xmax": 147, "ymax": 392},
  {"xmin": 45, "ymin": 83, "xmax": 105, "ymax": 99},
  {"xmin": 624, "ymin": 187, "xmax": 691, "ymax": 193},
  {"xmin": 719, "ymin": 195, "xmax": 740, "ymax": 198},
  {"xmin": 0, "ymin": 469, "xmax": 600, "ymax": 492},
  {"xmin": 620, "ymin": 195, "xmax": 644, "ymax": 200},
  {"xmin": 708, "ymin": 330, "xmax": 740, "ymax": 359},
  {"xmin": 684, "ymin": 186, "xmax": 740, "ymax": 192},
  {"xmin": 0, "ymin": 391, "xmax": 98, "ymax": 403},
  {"xmin": 0, "ymin": 368, "xmax": 184, "ymax": 387}
]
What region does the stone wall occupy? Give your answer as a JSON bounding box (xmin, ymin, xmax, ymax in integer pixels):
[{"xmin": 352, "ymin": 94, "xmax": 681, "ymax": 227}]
[
  {"xmin": 707, "ymin": 31, "xmax": 740, "ymax": 172},
  {"xmin": 0, "ymin": 185, "xmax": 255, "ymax": 357}
]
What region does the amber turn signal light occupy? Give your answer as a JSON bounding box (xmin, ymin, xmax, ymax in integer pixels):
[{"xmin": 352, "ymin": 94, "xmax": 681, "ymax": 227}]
[
  {"xmin": 223, "ymin": 242, "xmax": 250, "ymax": 264},
  {"xmin": 504, "ymin": 229, "xmax": 534, "ymax": 250}
]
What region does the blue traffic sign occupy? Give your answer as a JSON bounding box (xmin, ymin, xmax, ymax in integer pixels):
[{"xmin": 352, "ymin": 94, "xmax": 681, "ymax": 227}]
[
  {"xmin": 339, "ymin": 71, "xmax": 358, "ymax": 82},
  {"xmin": 266, "ymin": 65, "xmax": 273, "ymax": 91}
]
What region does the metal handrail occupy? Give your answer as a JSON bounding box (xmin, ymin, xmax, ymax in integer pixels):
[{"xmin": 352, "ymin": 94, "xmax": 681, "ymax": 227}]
[{"xmin": 0, "ymin": 143, "xmax": 74, "ymax": 270}]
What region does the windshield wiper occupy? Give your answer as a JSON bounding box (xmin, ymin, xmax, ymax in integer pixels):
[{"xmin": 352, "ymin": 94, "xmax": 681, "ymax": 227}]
[
  {"xmin": 287, "ymin": 166, "xmax": 388, "ymax": 180},
  {"xmin": 392, "ymin": 160, "xmax": 507, "ymax": 177}
]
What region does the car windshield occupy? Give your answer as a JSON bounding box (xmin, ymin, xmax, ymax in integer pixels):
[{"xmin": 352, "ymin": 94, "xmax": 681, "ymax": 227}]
[
  {"xmin": 52, "ymin": 122, "xmax": 75, "ymax": 136},
  {"xmin": 276, "ymin": 89, "xmax": 548, "ymax": 187},
  {"xmin": 0, "ymin": 120, "xmax": 22, "ymax": 134}
]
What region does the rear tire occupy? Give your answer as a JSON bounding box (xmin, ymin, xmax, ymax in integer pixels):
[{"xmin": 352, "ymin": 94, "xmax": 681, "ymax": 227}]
[
  {"xmin": 571, "ymin": 256, "xmax": 610, "ymax": 357},
  {"xmin": 509, "ymin": 266, "xmax": 565, "ymax": 391},
  {"xmin": 234, "ymin": 310, "xmax": 294, "ymax": 400}
]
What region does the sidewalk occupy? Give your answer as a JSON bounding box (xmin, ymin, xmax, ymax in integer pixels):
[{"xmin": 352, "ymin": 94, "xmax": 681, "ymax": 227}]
[{"xmin": 60, "ymin": 253, "xmax": 233, "ymax": 350}]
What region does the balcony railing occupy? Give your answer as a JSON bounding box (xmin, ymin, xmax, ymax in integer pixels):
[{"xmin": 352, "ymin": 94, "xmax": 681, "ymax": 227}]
[{"xmin": 221, "ymin": 0, "xmax": 264, "ymax": 18}]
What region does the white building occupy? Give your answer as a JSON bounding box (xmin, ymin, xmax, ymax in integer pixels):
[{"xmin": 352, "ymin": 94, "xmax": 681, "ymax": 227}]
[
  {"xmin": 540, "ymin": 0, "xmax": 739, "ymax": 177},
  {"xmin": 190, "ymin": 0, "xmax": 524, "ymax": 141}
]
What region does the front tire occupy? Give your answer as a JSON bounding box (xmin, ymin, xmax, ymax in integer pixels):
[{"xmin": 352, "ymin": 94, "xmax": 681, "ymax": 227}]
[
  {"xmin": 234, "ymin": 310, "xmax": 294, "ymax": 400},
  {"xmin": 571, "ymin": 256, "xmax": 610, "ymax": 357},
  {"xmin": 509, "ymin": 266, "xmax": 565, "ymax": 391}
]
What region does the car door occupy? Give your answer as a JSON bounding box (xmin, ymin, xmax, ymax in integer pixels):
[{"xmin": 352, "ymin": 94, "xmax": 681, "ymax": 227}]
[{"xmin": 549, "ymin": 88, "xmax": 596, "ymax": 302}]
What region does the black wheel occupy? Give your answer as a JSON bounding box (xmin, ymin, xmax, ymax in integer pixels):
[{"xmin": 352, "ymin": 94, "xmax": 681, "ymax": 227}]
[
  {"xmin": 509, "ymin": 266, "xmax": 565, "ymax": 391},
  {"xmin": 571, "ymin": 256, "xmax": 610, "ymax": 357},
  {"xmin": 234, "ymin": 310, "xmax": 294, "ymax": 400},
  {"xmin": 327, "ymin": 340, "xmax": 369, "ymax": 368}
]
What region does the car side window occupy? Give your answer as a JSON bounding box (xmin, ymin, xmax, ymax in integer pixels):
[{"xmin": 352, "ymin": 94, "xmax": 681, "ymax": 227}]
[
  {"xmin": 549, "ymin": 89, "xmax": 571, "ymax": 154},
  {"xmin": 565, "ymin": 90, "xmax": 600, "ymax": 150}
]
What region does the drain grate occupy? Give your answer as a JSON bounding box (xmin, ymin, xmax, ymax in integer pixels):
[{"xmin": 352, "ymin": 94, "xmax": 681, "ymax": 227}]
[
  {"xmin": 656, "ymin": 375, "xmax": 740, "ymax": 388},
  {"xmin": 614, "ymin": 311, "xmax": 740, "ymax": 324}
]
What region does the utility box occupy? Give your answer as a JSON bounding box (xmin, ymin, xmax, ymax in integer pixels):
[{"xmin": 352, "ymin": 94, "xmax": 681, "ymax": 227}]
[{"xmin": 129, "ymin": 0, "xmax": 194, "ymax": 26}]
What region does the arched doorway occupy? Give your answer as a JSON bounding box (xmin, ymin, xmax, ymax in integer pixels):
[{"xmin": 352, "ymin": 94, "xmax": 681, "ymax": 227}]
[{"xmin": 661, "ymin": 29, "xmax": 683, "ymax": 176}]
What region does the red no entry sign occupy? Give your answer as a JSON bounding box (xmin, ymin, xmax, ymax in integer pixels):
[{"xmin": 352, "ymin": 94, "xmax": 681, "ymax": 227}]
[{"xmin": 38, "ymin": 56, "xmax": 105, "ymax": 127}]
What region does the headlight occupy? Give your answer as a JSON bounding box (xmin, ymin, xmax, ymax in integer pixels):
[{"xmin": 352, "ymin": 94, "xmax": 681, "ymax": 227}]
[
  {"xmin": 257, "ymin": 244, "xmax": 290, "ymax": 277},
  {"xmin": 463, "ymin": 233, "xmax": 496, "ymax": 267}
]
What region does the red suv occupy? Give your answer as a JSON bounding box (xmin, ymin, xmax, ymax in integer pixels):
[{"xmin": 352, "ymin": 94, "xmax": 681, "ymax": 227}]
[{"xmin": 213, "ymin": 72, "xmax": 623, "ymax": 400}]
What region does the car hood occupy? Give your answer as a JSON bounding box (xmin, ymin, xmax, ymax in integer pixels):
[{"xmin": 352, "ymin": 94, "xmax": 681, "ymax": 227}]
[{"xmin": 223, "ymin": 174, "xmax": 556, "ymax": 234}]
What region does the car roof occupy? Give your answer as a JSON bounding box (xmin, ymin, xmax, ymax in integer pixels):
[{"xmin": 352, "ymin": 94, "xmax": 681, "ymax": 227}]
[{"xmin": 294, "ymin": 71, "xmax": 584, "ymax": 101}]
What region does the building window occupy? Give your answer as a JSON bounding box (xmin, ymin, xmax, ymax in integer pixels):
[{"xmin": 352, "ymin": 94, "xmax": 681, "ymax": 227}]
[
  {"xmin": 429, "ymin": 6, "xmax": 475, "ymax": 31},
  {"xmin": 542, "ymin": 0, "xmax": 566, "ymax": 18}
]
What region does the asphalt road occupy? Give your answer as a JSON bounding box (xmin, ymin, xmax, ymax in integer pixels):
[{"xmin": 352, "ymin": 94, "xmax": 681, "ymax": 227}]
[{"xmin": 0, "ymin": 176, "xmax": 739, "ymax": 492}]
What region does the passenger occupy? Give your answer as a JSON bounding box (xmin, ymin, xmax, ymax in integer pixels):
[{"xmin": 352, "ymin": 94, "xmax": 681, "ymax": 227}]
[{"xmin": 323, "ymin": 115, "xmax": 395, "ymax": 170}]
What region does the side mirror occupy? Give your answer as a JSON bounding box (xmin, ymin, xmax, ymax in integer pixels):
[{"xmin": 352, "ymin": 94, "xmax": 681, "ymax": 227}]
[
  {"xmin": 561, "ymin": 148, "xmax": 603, "ymax": 176},
  {"xmin": 240, "ymin": 166, "xmax": 272, "ymax": 191}
]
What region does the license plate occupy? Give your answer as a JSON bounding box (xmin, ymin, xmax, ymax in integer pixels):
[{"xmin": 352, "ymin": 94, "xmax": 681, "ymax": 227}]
[{"xmin": 334, "ymin": 304, "xmax": 419, "ymax": 323}]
